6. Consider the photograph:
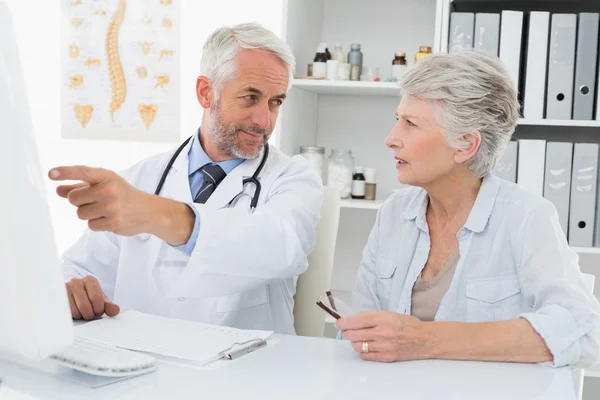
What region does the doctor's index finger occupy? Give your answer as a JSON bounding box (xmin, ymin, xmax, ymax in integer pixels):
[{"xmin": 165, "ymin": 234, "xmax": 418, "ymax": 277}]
[{"xmin": 49, "ymin": 166, "xmax": 109, "ymax": 185}]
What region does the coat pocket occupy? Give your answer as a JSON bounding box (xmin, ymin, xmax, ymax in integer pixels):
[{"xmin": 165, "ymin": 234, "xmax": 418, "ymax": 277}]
[
  {"xmin": 466, "ymin": 275, "xmax": 522, "ymax": 322},
  {"xmin": 375, "ymin": 255, "xmax": 398, "ymax": 310},
  {"xmin": 214, "ymin": 286, "xmax": 269, "ymax": 313}
]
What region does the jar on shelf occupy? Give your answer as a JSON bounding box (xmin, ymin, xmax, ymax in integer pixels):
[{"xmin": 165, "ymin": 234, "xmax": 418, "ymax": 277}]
[
  {"xmin": 299, "ymin": 146, "xmax": 325, "ymax": 181},
  {"xmin": 327, "ymin": 149, "xmax": 354, "ymax": 199},
  {"xmin": 391, "ymin": 52, "xmax": 407, "ymax": 81},
  {"xmin": 415, "ymin": 45, "xmax": 432, "ymax": 63}
]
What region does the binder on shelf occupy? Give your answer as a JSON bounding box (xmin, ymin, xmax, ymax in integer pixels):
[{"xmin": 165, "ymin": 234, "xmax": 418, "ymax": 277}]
[
  {"xmin": 546, "ymin": 14, "xmax": 577, "ymax": 120},
  {"xmin": 573, "ymin": 13, "xmax": 599, "ymax": 121},
  {"xmin": 543, "ymin": 142, "xmax": 573, "ymax": 238},
  {"xmin": 569, "ymin": 143, "xmax": 599, "ymax": 247},
  {"xmin": 494, "ymin": 141, "xmax": 518, "ymax": 183},
  {"xmin": 594, "ymin": 171, "xmax": 600, "ymax": 247},
  {"xmin": 499, "ymin": 10, "xmax": 524, "ymax": 91},
  {"xmin": 523, "ymin": 12, "xmax": 550, "ymax": 120},
  {"xmin": 517, "ymin": 139, "xmax": 546, "ymax": 196},
  {"xmin": 449, "ymin": 12, "xmax": 475, "ymax": 52},
  {"xmin": 597, "ymin": 51, "xmax": 600, "ymax": 120},
  {"xmin": 474, "ymin": 13, "xmax": 500, "ymax": 56}
]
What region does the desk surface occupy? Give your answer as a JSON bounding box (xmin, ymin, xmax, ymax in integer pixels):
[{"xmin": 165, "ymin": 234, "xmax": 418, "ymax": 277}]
[{"xmin": 0, "ymin": 335, "xmax": 578, "ymax": 400}]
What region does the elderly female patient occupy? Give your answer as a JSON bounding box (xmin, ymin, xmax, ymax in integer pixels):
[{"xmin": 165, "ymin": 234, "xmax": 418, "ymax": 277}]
[{"xmin": 336, "ymin": 51, "xmax": 600, "ymax": 367}]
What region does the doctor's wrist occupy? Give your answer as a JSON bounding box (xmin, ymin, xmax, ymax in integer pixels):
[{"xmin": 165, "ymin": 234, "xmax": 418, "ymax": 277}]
[{"xmin": 146, "ymin": 195, "xmax": 195, "ymax": 246}]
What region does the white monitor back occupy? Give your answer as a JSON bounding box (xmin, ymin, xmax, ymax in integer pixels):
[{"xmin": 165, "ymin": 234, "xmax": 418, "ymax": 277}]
[{"xmin": 0, "ymin": 0, "xmax": 73, "ymax": 359}]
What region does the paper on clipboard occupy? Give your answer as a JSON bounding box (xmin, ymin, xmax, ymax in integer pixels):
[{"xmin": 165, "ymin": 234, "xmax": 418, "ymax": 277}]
[{"xmin": 75, "ymin": 311, "xmax": 273, "ymax": 365}]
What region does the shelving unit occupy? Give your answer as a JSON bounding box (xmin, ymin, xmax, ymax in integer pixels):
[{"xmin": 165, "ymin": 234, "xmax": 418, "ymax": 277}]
[
  {"xmin": 280, "ymin": 0, "xmax": 600, "ymax": 296},
  {"xmin": 281, "ymin": 3, "xmax": 600, "ymax": 386}
]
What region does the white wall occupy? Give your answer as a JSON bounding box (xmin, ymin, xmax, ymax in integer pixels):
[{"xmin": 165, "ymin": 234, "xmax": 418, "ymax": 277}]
[{"xmin": 6, "ymin": 0, "xmax": 284, "ymax": 252}]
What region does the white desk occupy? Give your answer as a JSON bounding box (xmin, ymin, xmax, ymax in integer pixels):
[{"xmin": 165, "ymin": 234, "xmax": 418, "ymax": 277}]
[{"xmin": 0, "ymin": 335, "xmax": 579, "ymax": 400}]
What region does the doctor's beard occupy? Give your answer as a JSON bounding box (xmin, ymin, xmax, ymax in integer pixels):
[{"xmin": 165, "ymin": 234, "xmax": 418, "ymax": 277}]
[{"xmin": 206, "ymin": 100, "xmax": 271, "ymax": 159}]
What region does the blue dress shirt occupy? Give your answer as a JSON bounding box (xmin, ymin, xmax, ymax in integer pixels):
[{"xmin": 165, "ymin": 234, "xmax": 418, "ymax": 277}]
[{"xmin": 175, "ymin": 130, "xmax": 244, "ymax": 255}]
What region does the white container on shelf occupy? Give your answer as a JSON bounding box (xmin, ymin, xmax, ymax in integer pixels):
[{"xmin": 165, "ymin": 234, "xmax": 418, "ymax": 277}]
[
  {"xmin": 326, "ymin": 60, "xmax": 339, "ymax": 81},
  {"xmin": 299, "ymin": 146, "xmax": 325, "ymax": 181},
  {"xmin": 327, "ymin": 149, "xmax": 354, "ymax": 199},
  {"xmin": 337, "ymin": 63, "xmax": 350, "ymax": 80}
]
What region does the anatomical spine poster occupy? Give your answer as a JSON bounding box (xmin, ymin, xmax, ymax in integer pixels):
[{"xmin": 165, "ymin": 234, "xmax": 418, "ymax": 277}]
[{"xmin": 61, "ymin": 0, "xmax": 180, "ymax": 142}]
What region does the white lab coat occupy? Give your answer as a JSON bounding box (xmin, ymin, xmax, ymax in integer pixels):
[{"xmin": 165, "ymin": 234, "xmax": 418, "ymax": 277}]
[{"xmin": 61, "ymin": 140, "xmax": 324, "ymax": 334}]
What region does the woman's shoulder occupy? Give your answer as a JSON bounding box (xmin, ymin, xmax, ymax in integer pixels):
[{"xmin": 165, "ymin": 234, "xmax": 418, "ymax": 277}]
[
  {"xmin": 379, "ymin": 185, "xmax": 426, "ymax": 215},
  {"xmin": 493, "ymin": 176, "xmax": 556, "ymax": 216}
]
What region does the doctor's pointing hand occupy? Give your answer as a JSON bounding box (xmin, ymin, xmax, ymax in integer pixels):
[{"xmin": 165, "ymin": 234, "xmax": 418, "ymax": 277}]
[{"xmin": 49, "ymin": 166, "xmax": 195, "ymax": 246}]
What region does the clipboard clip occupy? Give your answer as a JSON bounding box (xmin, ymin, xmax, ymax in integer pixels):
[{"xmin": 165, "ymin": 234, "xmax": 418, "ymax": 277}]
[{"xmin": 217, "ymin": 338, "xmax": 268, "ymax": 361}]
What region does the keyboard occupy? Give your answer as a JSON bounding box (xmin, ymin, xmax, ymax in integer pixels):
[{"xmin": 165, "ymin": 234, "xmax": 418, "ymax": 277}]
[{"xmin": 50, "ymin": 336, "xmax": 157, "ymax": 377}]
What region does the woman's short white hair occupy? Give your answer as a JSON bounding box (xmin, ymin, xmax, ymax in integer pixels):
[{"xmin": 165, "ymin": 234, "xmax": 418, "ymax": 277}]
[
  {"xmin": 200, "ymin": 23, "xmax": 296, "ymax": 100},
  {"xmin": 398, "ymin": 51, "xmax": 520, "ymax": 178}
]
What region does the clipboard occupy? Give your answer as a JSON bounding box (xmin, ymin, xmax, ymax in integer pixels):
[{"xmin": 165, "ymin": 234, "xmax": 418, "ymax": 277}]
[{"xmin": 217, "ymin": 338, "xmax": 268, "ymax": 361}]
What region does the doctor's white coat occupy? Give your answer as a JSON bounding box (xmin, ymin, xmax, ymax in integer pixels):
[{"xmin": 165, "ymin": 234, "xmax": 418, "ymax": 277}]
[{"xmin": 61, "ymin": 140, "xmax": 324, "ymax": 334}]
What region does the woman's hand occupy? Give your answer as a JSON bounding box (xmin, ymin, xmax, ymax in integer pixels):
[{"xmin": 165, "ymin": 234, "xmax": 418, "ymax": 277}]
[{"xmin": 335, "ymin": 311, "xmax": 437, "ymax": 362}]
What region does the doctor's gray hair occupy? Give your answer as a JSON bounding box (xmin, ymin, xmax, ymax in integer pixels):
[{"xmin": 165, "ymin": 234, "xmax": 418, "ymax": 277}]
[
  {"xmin": 200, "ymin": 23, "xmax": 296, "ymax": 101},
  {"xmin": 398, "ymin": 51, "xmax": 520, "ymax": 178}
]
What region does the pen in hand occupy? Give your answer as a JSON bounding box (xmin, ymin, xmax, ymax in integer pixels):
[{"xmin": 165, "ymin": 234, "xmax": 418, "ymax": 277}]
[
  {"xmin": 326, "ymin": 290, "xmax": 337, "ymax": 311},
  {"xmin": 316, "ymin": 296, "xmax": 343, "ymax": 320}
]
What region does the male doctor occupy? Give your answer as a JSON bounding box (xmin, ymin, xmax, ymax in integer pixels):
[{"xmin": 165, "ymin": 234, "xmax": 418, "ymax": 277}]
[{"xmin": 49, "ymin": 23, "xmax": 323, "ymax": 334}]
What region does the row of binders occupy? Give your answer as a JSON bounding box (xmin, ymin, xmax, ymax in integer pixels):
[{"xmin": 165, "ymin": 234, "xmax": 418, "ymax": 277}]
[
  {"xmin": 495, "ymin": 140, "xmax": 600, "ymax": 247},
  {"xmin": 449, "ymin": 10, "xmax": 600, "ymax": 121}
]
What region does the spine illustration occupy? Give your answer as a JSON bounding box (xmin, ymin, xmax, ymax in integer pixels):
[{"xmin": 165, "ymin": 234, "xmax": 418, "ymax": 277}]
[{"xmin": 106, "ymin": 0, "xmax": 127, "ymax": 121}]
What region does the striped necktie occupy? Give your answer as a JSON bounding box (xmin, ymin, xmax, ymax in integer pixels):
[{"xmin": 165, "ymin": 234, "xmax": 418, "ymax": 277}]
[{"xmin": 193, "ymin": 164, "xmax": 227, "ymax": 204}]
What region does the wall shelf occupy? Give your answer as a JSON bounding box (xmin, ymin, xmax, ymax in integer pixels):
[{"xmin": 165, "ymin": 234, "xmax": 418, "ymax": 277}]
[
  {"xmin": 572, "ymin": 247, "xmax": 600, "ymax": 255},
  {"xmin": 339, "ymin": 198, "xmax": 384, "ymax": 210},
  {"xmin": 291, "ymin": 79, "xmax": 402, "ymax": 97},
  {"xmin": 290, "ymin": 81, "xmax": 600, "ymax": 129},
  {"xmin": 518, "ymin": 119, "xmax": 600, "ymax": 128},
  {"xmin": 586, "ymin": 367, "xmax": 600, "ymax": 378}
]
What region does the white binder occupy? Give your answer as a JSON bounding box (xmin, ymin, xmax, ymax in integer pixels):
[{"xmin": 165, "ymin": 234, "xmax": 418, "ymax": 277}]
[
  {"xmin": 573, "ymin": 13, "xmax": 599, "ymax": 121},
  {"xmin": 543, "ymin": 142, "xmax": 573, "ymax": 238},
  {"xmin": 523, "ymin": 12, "xmax": 550, "ymax": 120},
  {"xmin": 449, "ymin": 12, "xmax": 475, "ymax": 52},
  {"xmin": 546, "ymin": 14, "xmax": 577, "ymax": 120},
  {"xmin": 474, "ymin": 13, "xmax": 500, "ymax": 56},
  {"xmin": 517, "ymin": 139, "xmax": 546, "ymax": 196},
  {"xmin": 569, "ymin": 143, "xmax": 599, "ymax": 247},
  {"xmin": 494, "ymin": 141, "xmax": 518, "ymax": 183},
  {"xmin": 499, "ymin": 10, "xmax": 524, "ymax": 91}
]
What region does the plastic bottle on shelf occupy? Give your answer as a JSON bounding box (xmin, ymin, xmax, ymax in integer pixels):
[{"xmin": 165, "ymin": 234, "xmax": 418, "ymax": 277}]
[
  {"xmin": 391, "ymin": 52, "xmax": 407, "ymax": 81},
  {"xmin": 313, "ymin": 44, "xmax": 328, "ymax": 78},
  {"xmin": 415, "ymin": 45, "xmax": 432, "ymax": 63},
  {"xmin": 347, "ymin": 43, "xmax": 363, "ymax": 81},
  {"xmin": 319, "ymin": 42, "xmax": 332, "ymax": 60},
  {"xmin": 351, "ymin": 167, "xmax": 366, "ymax": 199},
  {"xmin": 332, "ymin": 43, "xmax": 346, "ymax": 63},
  {"xmin": 364, "ymin": 168, "xmax": 376, "ymax": 200}
]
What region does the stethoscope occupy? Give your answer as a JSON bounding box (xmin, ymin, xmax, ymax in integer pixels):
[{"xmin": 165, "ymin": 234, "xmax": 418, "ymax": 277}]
[{"xmin": 154, "ymin": 135, "xmax": 269, "ymax": 210}]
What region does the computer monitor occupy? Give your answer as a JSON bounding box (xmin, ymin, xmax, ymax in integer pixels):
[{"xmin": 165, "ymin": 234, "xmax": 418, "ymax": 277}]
[{"xmin": 0, "ymin": 0, "xmax": 74, "ymax": 360}]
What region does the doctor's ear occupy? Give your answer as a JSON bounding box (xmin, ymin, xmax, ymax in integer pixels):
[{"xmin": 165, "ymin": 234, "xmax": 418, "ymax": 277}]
[{"xmin": 196, "ymin": 76, "xmax": 214, "ymax": 109}]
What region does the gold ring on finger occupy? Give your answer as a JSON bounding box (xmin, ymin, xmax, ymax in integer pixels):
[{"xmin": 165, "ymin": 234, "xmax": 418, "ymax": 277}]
[{"xmin": 361, "ymin": 341, "xmax": 369, "ymax": 353}]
